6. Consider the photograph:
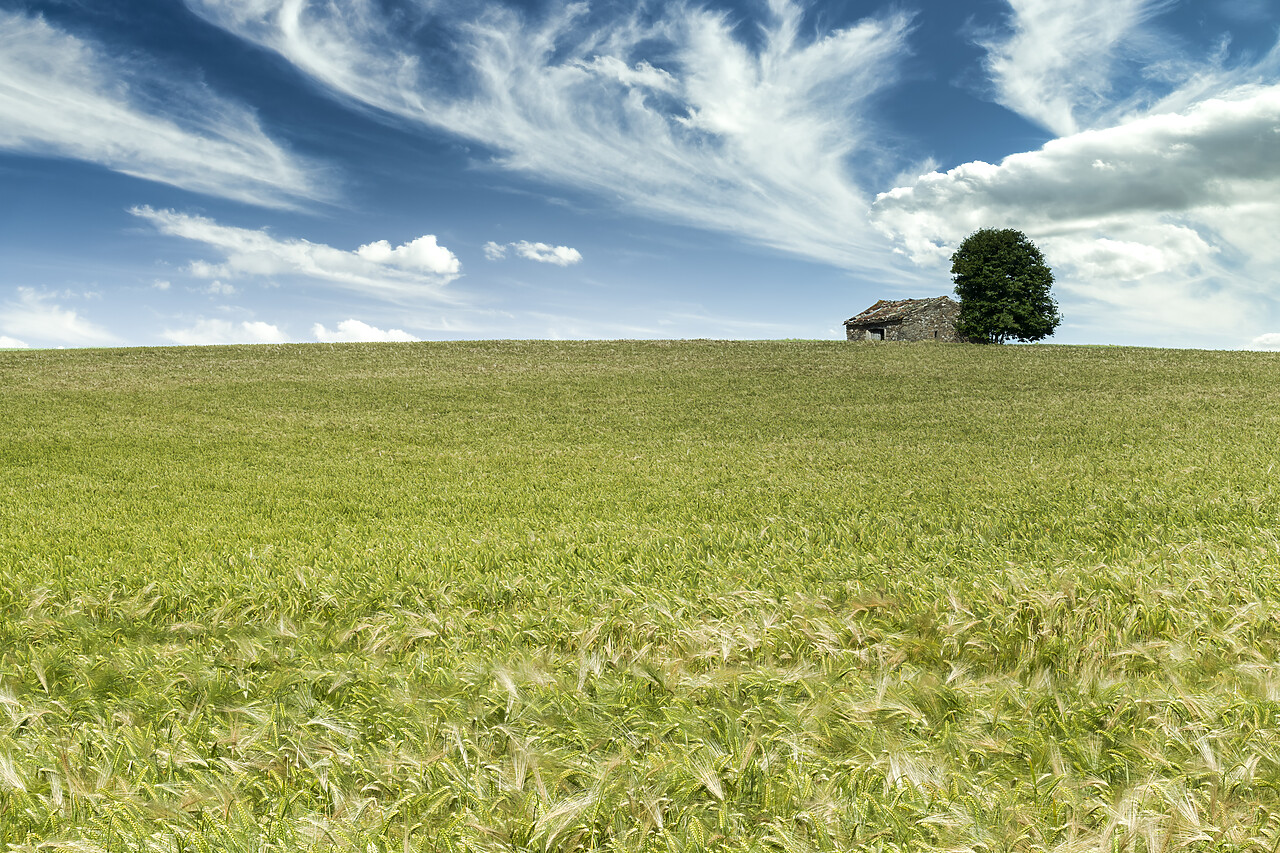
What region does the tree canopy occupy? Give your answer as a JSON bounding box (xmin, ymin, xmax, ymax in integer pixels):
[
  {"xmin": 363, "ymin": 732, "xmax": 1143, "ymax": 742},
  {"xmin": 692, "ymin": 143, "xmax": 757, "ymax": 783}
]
[{"xmin": 952, "ymin": 228, "xmax": 1061, "ymax": 344}]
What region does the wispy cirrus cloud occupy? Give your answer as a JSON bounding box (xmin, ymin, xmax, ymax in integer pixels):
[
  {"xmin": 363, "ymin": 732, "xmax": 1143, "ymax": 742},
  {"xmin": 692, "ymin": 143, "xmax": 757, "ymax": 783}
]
[
  {"xmin": 0, "ymin": 10, "xmax": 322, "ymax": 208},
  {"xmin": 183, "ymin": 0, "xmax": 916, "ymax": 276},
  {"xmin": 0, "ymin": 288, "xmax": 119, "ymax": 348},
  {"xmin": 979, "ymin": 0, "xmax": 1280, "ymax": 133},
  {"xmin": 978, "ymin": 0, "xmax": 1174, "ymax": 136},
  {"xmin": 130, "ymin": 207, "xmax": 463, "ymax": 302}
]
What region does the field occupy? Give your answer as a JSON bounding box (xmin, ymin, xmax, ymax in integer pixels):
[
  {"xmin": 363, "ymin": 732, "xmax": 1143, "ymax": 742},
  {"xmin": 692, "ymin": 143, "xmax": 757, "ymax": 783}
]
[{"xmin": 2, "ymin": 340, "xmax": 1280, "ymax": 852}]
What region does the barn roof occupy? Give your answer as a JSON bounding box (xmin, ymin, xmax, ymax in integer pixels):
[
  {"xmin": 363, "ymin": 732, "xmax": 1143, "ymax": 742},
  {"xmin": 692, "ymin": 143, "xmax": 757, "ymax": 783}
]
[{"xmin": 844, "ymin": 296, "xmax": 956, "ymax": 326}]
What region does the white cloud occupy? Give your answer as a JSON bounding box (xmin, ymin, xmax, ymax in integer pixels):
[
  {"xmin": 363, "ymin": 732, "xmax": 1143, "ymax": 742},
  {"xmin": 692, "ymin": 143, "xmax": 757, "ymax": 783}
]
[
  {"xmin": 0, "ymin": 10, "xmax": 321, "ymax": 208},
  {"xmin": 312, "ymin": 319, "xmax": 418, "ymax": 342},
  {"xmin": 981, "ymin": 0, "xmax": 1280, "ymax": 136},
  {"xmin": 577, "ymin": 56, "xmax": 678, "ymax": 94},
  {"xmin": 1251, "ymin": 333, "xmax": 1280, "ymax": 350},
  {"xmin": 512, "ymin": 241, "xmax": 582, "ymax": 266},
  {"xmin": 1144, "ymin": 35, "xmax": 1280, "ymax": 118},
  {"xmin": 131, "ymin": 206, "xmax": 463, "ymax": 302},
  {"xmin": 873, "ymin": 85, "xmax": 1280, "ymax": 253},
  {"xmin": 162, "ymin": 318, "xmax": 289, "ymax": 346},
  {"xmin": 183, "ymin": 0, "xmax": 916, "ymax": 276},
  {"xmin": 153, "ymin": 280, "xmax": 172, "ymax": 291},
  {"xmin": 1039, "ymin": 229, "xmax": 1215, "ymax": 283},
  {"xmin": 871, "ymin": 85, "xmax": 1280, "ymax": 339},
  {"xmin": 486, "ymin": 240, "xmax": 582, "ymax": 266},
  {"xmin": 0, "ymin": 335, "xmax": 28, "ymax": 348},
  {"xmin": 979, "ymin": 0, "xmax": 1172, "ymax": 136},
  {"xmin": 205, "ymin": 280, "xmax": 237, "ymax": 296},
  {"xmin": 355, "ymin": 237, "xmax": 460, "ymax": 274},
  {"xmin": 0, "ymin": 288, "xmax": 119, "ymax": 347}
]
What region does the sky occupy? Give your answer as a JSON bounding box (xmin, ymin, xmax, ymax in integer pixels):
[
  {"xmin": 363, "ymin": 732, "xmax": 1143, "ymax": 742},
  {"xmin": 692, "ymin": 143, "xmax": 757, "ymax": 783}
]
[{"xmin": 1, "ymin": 0, "xmax": 1278, "ymax": 349}]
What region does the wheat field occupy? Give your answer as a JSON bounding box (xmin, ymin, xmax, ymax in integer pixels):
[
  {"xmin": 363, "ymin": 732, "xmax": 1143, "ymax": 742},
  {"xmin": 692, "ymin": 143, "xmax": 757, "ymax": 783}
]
[{"xmin": 2, "ymin": 340, "xmax": 1279, "ymax": 852}]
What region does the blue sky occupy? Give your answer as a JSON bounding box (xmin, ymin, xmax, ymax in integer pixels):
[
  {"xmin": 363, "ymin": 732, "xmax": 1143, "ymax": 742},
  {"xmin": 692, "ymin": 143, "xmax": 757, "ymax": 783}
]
[{"xmin": 1, "ymin": 0, "xmax": 1278, "ymax": 348}]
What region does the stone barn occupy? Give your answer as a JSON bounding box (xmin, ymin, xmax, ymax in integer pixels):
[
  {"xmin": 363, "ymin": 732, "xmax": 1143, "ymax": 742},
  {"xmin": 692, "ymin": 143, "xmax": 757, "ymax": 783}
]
[{"xmin": 844, "ymin": 296, "xmax": 965, "ymax": 342}]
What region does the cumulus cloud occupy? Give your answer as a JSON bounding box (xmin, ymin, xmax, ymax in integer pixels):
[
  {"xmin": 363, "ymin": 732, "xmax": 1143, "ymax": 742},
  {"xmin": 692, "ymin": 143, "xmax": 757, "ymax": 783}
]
[
  {"xmin": 0, "ymin": 288, "xmax": 119, "ymax": 347},
  {"xmin": 874, "ymin": 86, "xmax": 1280, "ymax": 259},
  {"xmin": 0, "ymin": 10, "xmax": 321, "ymax": 207},
  {"xmin": 486, "ymin": 240, "xmax": 582, "ymax": 266},
  {"xmin": 1251, "ymin": 333, "xmax": 1280, "ymax": 350},
  {"xmin": 312, "ymin": 319, "xmax": 418, "ymax": 342},
  {"xmin": 355, "ymin": 237, "xmax": 460, "ymax": 274},
  {"xmin": 871, "ymin": 84, "xmax": 1280, "ymax": 340},
  {"xmin": 864, "ymin": 0, "xmax": 1280, "ymax": 344},
  {"xmin": 0, "ymin": 335, "xmax": 28, "ymax": 348},
  {"xmin": 183, "ymin": 0, "xmax": 915, "ymax": 275},
  {"xmin": 162, "ymin": 318, "xmax": 289, "ymax": 346},
  {"xmin": 131, "ymin": 206, "xmax": 462, "ymax": 301},
  {"xmin": 512, "ymin": 241, "xmax": 582, "ymax": 266}
]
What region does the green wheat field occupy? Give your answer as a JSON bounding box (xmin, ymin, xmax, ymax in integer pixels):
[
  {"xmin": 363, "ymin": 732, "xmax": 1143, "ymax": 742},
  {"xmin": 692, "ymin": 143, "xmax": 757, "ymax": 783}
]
[{"xmin": 3, "ymin": 340, "xmax": 1280, "ymax": 852}]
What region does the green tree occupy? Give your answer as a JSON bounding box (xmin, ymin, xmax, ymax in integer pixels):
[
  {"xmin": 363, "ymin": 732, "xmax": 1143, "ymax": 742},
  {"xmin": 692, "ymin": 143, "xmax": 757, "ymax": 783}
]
[{"xmin": 952, "ymin": 228, "xmax": 1061, "ymax": 344}]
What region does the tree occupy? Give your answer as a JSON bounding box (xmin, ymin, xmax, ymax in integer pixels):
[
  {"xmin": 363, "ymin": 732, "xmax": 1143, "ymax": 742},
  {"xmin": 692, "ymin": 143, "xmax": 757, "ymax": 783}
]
[{"xmin": 951, "ymin": 228, "xmax": 1061, "ymax": 344}]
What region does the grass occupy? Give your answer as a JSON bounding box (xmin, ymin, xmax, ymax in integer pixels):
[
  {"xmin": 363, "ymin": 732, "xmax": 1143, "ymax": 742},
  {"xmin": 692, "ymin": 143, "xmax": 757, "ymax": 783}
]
[{"xmin": 2, "ymin": 340, "xmax": 1279, "ymax": 852}]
